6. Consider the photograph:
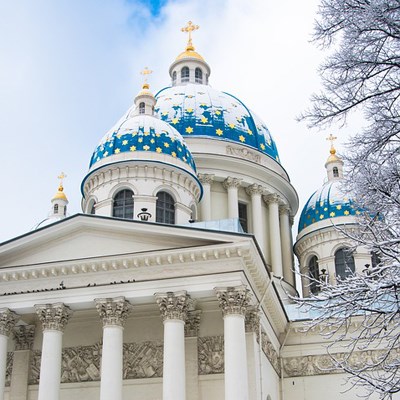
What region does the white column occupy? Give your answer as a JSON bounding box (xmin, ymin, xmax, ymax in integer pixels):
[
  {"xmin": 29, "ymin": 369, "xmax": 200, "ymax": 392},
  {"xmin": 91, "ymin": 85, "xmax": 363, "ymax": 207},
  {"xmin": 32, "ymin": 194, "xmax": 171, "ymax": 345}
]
[
  {"xmin": 95, "ymin": 297, "xmax": 132, "ymax": 400},
  {"xmin": 279, "ymin": 205, "xmax": 295, "ymax": 286},
  {"xmin": 155, "ymin": 291, "xmax": 191, "ymax": 400},
  {"xmin": 10, "ymin": 325, "xmax": 35, "ymax": 400},
  {"xmin": 0, "ymin": 309, "xmax": 19, "ymax": 400},
  {"xmin": 264, "ymin": 194, "xmax": 283, "ymax": 277},
  {"xmin": 35, "ymin": 303, "xmax": 72, "ymax": 400},
  {"xmin": 198, "ymin": 174, "xmax": 214, "ymax": 221},
  {"xmin": 246, "ymin": 184, "xmax": 265, "ymax": 248},
  {"xmin": 223, "ymin": 177, "xmax": 241, "ymax": 219},
  {"xmin": 215, "ymin": 286, "xmax": 251, "ymax": 400}
]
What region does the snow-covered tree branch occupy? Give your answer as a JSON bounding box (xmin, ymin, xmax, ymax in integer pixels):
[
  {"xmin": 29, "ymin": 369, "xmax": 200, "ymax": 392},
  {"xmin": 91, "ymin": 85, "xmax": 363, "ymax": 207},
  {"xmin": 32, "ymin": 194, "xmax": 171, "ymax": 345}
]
[{"xmin": 296, "ymin": 0, "xmax": 400, "ymax": 398}]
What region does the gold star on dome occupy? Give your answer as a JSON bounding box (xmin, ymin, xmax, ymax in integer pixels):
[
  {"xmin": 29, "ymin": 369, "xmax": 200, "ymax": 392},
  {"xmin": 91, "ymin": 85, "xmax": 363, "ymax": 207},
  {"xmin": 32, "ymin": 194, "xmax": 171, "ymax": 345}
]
[
  {"xmin": 150, "ymin": 139, "xmax": 155, "ymax": 143},
  {"xmin": 186, "ymin": 126, "xmax": 194, "ymax": 133},
  {"xmin": 138, "ymin": 138, "xmax": 143, "ymax": 143},
  {"xmin": 103, "ymin": 151, "xmax": 109, "ymax": 157},
  {"xmin": 144, "ymin": 131, "xmax": 150, "ymax": 136},
  {"xmin": 239, "ymin": 135, "xmax": 245, "ymax": 142},
  {"xmin": 330, "ymin": 212, "xmax": 336, "ymax": 217},
  {"xmin": 116, "ymin": 133, "xmax": 122, "ymax": 139},
  {"xmin": 172, "ymin": 118, "xmax": 179, "ymax": 125},
  {"xmin": 344, "ymin": 210, "xmax": 350, "ymax": 215},
  {"xmin": 162, "ymin": 111, "xmax": 168, "ymax": 116},
  {"xmin": 122, "ymin": 140, "xmax": 128, "ymax": 145},
  {"xmin": 143, "ymin": 145, "xmax": 150, "ymax": 151},
  {"xmin": 115, "ymin": 148, "xmax": 121, "ymax": 154},
  {"xmin": 336, "ymin": 205, "xmax": 342, "ymax": 210},
  {"xmin": 164, "ymin": 142, "xmax": 170, "ymax": 148},
  {"xmin": 186, "ymin": 108, "xmax": 194, "ymax": 113},
  {"xmin": 130, "ymin": 146, "xmax": 136, "ymax": 151},
  {"xmin": 201, "ymin": 116, "xmax": 208, "ymax": 124},
  {"xmin": 320, "ymin": 214, "xmax": 324, "ymax": 219},
  {"xmin": 215, "ymin": 110, "xmax": 221, "ymax": 115},
  {"xmin": 247, "ymin": 129, "xmax": 253, "ymax": 135},
  {"xmin": 216, "ymin": 128, "xmax": 223, "ymax": 136},
  {"xmin": 156, "ymin": 147, "xmax": 162, "ymax": 153},
  {"xmin": 260, "ymin": 144, "xmax": 265, "ymax": 150},
  {"xmin": 228, "ymin": 123, "xmax": 235, "ymax": 129},
  {"xmin": 172, "ymin": 151, "xmax": 177, "ymax": 157}
]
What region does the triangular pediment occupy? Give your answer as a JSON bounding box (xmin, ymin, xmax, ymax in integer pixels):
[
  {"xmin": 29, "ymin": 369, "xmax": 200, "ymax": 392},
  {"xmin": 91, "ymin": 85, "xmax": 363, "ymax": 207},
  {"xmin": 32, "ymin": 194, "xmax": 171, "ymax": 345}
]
[{"xmin": 0, "ymin": 214, "xmax": 239, "ymax": 268}]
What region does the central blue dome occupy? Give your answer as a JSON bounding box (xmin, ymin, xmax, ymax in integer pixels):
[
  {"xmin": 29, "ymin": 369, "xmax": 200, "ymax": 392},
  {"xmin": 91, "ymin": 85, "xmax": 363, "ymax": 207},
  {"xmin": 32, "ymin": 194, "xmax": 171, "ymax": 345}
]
[{"xmin": 154, "ymin": 84, "xmax": 280, "ymax": 163}]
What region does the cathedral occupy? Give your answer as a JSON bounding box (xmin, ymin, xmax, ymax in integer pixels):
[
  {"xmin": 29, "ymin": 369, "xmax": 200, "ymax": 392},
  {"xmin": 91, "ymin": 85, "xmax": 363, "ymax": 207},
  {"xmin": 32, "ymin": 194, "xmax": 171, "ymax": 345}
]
[{"xmin": 0, "ymin": 22, "xmax": 380, "ymax": 400}]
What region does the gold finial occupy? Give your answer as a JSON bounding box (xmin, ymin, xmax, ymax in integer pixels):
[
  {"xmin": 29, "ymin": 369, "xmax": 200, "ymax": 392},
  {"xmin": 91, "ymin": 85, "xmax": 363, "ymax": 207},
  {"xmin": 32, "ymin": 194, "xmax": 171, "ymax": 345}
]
[
  {"xmin": 140, "ymin": 67, "xmax": 153, "ymax": 89},
  {"xmin": 181, "ymin": 21, "xmax": 199, "ymax": 51},
  {"xmin": 57, "ymin": 172, "xmax": 67, "ymax": 192},
  {"xmin": 326, "ymin": 134, "xmax": 337, "ymax": 155}
]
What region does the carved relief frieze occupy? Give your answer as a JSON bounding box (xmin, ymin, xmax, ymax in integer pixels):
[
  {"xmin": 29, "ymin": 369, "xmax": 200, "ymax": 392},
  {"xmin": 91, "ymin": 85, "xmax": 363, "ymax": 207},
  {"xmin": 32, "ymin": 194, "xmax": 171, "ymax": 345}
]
[
  {"xmin": 29, "ymin": 350, "xmax": 41, "ymax": 384},
  {"xmin": 13, "ymin": 325, "xmax": 35, "ymax": 350},
  {"xmin": 123, "ymin": 342, "xmax": 163, "ymax": 379},
  {"xmin": 198, "ymin": 336, "xmax": 224, "ymax": 375},
  {"xmin": 226, "ymin": 145, "xmax": 261, "ymax": 163},
  {"xmin": 282, "ymin": 348, "xmax": 400, "ymax": 377},
  {"xmin": 259, "ymin": 331, "xmax": 280, "ymax": 376},
  {"xmin": 5, "ymin": 352, "xmax": 13, "ymax": 386}
]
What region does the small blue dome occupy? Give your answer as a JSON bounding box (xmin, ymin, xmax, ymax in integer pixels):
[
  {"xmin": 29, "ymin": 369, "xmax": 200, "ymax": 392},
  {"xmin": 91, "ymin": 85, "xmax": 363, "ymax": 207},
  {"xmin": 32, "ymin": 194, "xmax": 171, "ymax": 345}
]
[
  {"xmin": 298, "ymin": 180, "xmax": 359, "ymax": 233},
  {"xmin": 89, "ymin": 115, "xmax": 196, "ymax": 172},
  {"xmin": 154, "ymin": 84, "xmax": 280, "ymax": 163}
]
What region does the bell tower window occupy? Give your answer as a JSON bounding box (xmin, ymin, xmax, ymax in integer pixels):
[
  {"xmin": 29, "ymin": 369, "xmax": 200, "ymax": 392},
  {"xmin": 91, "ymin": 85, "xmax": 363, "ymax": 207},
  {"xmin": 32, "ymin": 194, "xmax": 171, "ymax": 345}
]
[
  {"xmin": 335, "ymin": 248, "xmax": 355, "ymax": 279},
  {"xmin": 333, "ymin": 167, "xmax": 339, "ymax": 177},
  {"xmin": 54, "ymin": 204, "xmax": 59, "ymax": 214},
  {"xmin": 181, "ymin": 67, "xmax": 190, "ymax": 83},
  {"xmin": 139, "ymin": 102, "xmax": 145, "ymax": 114},
  {"xmin": 195, "ymin": 68, "xmax": 203, "ymax": 84},
  {"xmin": 172, "ymin": 71, "xmax": 177, "ymax": 85}
]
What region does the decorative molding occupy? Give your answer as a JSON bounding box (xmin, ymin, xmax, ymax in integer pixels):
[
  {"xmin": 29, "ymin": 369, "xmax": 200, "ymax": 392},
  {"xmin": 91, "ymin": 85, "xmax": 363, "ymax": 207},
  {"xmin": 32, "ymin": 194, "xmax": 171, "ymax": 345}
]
[
  {"xmin": 198, "ymin": 336, "xmax": 224, "ymax": 375},
  {"xmin": 197, "ymin": 173, "xmax": 214, "ymax": 186},
  {"xmin": 123, "ymin": 341, "xmax": 163, "ymax": 379},
  {"xmin": 223, "ymin": 177, "xmax": 242, "ymax": 190},
  {"xmin": 245, "ymin": 184, "xmax": 264, "ymax": 197},
  {"xmin": 215, "ymin": 285, "xmax": 252, "ymax": 317},
  {"xmin": 0, "ymin": 309, "xmax": 19, "ymax": 337},
  {"xmin": 279, "ymin": 205, "xmax": 291, "ymax": 216},
  {"xmin": 35, "ymin": 303, "xmax": 72, "ymax": 332},
  {"xmin": 13, "ymin": 325, "xmax": 35, "ymax": 350},
  {"xmin": 155, "ymin": 291, "xmax": 192, "ymax": 322},
  {"xmin": 226, "ymin": 145, "xmax": 261, "ymax": 163},
  {"xmin": 185, "ymin": 310, "xmax": 201, "ymax": 337},
  {"xmin": 29, "ymin": 350, "xmax": 41, "ymax": 384},
  {"xmin": 95, "ymin": 297, "xmax": 132, "ymax": 327}
]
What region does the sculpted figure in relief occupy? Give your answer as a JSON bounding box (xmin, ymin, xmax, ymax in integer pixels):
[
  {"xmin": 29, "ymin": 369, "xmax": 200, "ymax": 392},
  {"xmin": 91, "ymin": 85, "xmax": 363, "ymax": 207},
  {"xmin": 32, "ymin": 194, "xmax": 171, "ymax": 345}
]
[{"xmin": 198, "ymin": 336, "xmax": 224, "ymax": 375}]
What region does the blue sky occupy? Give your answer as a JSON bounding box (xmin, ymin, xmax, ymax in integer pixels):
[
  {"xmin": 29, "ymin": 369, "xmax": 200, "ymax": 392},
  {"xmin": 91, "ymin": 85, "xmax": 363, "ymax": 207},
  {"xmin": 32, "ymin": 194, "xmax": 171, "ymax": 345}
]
[{"xmin": 0, "ymin": 0, "xmax": 361, "ymax": 242}]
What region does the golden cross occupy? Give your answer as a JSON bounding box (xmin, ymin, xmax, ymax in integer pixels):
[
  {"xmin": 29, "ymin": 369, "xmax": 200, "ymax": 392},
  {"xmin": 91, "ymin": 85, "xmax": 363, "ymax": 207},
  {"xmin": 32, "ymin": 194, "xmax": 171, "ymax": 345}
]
[
  {"xmin": 326, "ymin": 133, "xmax": 337, "ymax": 148},
  {"xmin": 140, "ymin": 67, "xmax": 153, "ymax": 84},
  {"xmin": 181, "ymin": 21, "xmax": 199, "ymax": 48},
  {"xmin": 57, "ymin": 172, "xmax": 67, "ymax": 189}
]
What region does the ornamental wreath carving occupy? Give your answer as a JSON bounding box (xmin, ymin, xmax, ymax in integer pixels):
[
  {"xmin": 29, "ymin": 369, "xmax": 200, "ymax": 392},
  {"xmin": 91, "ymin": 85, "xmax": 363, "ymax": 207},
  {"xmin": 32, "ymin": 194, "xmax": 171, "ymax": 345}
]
[
  {"xmin": 198, "ymin": 336, "xmax": 224, "ymax": 375},
  {"xmin": 226, "ymin": 145, "xmax": 261, "ymax": 163}
]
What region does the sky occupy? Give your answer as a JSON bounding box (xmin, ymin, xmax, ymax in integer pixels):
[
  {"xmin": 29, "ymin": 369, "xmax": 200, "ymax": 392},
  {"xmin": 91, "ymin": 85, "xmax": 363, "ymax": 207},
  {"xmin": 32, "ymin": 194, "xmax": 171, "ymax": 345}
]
[{"xmin": 0, "ymin": 0, "xmax": 361, "ymax": 243}]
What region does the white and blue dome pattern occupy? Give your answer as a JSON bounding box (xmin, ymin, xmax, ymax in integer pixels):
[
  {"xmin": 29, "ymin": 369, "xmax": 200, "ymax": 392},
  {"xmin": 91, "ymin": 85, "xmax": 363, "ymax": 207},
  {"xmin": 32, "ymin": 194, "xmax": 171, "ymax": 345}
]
[
  {"xmin": 298, "ymin": 180, "xmax": 360, "ymax": 233},
  {"xmin": 154, "ymin": 84, "xmax": 280, "ymax": 163},
  {"xmin": 89, "ymin": 115, "xmax": 196, "ymax": 171}
]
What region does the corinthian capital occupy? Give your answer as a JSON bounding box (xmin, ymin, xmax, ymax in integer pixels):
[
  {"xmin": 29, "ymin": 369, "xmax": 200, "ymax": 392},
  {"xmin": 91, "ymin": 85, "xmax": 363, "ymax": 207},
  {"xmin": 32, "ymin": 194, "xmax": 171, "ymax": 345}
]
[
  {"xmin": 223, "ymin": 177, "xmax": 242, "ymax": 190},
  {"xmin": 279, "ymin": 204, "xmax": 291, "ymax": 216},
  {"xmin": 155, "ymin": 291, "xmax": 192, "ymax": 322},
  {"xmin": 0, "ymin": 309, "xmax": 19, "ymax": 337},
  {"xmin": 245, "ymin": 184, "xmax": 264, "ymax": 197},
  {"xmin": 263, "ymin": 193, "xmax": 280, "ymax": 205},
  {"xmin": 198, "ymin": 173, "xmax": 214, "ymax": 186},
  {"xmin": 245, "ymin": 306, "xmax": 260, "ymax": 334},
  {"xmin": 215, "ymin": 286, "xmax": 252, "ymax": 317},
  {"xmin": 13, "ymin": 325, "xmax": 35, "ymax": 350},
  {"xmin": 185, "ymin": 310, "xmax": 202, "ymax": 337},
  {"xmin": 35, "ymin": 303, "xmax": 72, "ymax": 332},
  {"xmin": 95, "ymin": 297, "xmax": 132, "ymax": 327}
]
